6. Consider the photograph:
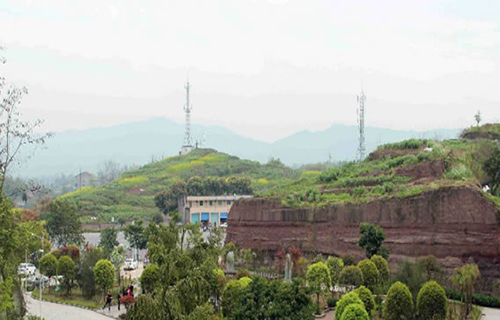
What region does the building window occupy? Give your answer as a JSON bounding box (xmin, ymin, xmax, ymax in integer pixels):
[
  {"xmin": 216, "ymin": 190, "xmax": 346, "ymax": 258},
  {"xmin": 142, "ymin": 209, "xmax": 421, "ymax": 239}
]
[
  {"xmin": 200, "ymin": 201, "xmax": 204, "ymax": 206},
  {"xmin": 218, "ymin": 200, "xmax": 223, "ymax": 206},
  {"xmin": 209, "ymin": 200, "xmax": 213, "ymax": 206}
]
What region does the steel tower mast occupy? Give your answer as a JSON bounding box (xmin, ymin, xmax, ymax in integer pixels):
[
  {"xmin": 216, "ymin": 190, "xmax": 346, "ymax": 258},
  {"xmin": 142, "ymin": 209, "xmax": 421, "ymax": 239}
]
[
  {"xmin": 357, "ymin": 89, "xmax": 366, "ymax": 161},
  {"xmin": 181, "ymin": 80, "xmax": 194, "ymax": 155}
]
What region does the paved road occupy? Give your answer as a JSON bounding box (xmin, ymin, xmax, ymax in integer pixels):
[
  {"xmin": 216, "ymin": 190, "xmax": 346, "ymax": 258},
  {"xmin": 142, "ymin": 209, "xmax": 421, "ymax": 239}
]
[
  {"xmin": 482, "ymin": 306, "xmax": 500, "ymax": 319},
  {"xmin": 25, "ymin": 293, "xmax": 114, "ymax": 320}
]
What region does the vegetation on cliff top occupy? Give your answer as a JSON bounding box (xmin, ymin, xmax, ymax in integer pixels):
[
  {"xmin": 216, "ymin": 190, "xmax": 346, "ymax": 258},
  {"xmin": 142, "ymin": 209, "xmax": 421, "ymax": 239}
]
[{"xmin": 259, "ymin": 125, "xmax": 500, "ymax": 209}]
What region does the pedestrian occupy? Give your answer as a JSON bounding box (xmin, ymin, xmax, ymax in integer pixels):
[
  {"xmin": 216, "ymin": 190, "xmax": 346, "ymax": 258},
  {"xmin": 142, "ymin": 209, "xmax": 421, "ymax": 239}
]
[
  {"xmin": 129, "ymin": 284, "xmax": 134, "ymax": 296},
  {"xmin": 102, "ymin": 292, "xmax": 112, "ymax": 311},
  {"xmin": 117, "ymin": 293, "xmax": 121, "ymax": 311}
]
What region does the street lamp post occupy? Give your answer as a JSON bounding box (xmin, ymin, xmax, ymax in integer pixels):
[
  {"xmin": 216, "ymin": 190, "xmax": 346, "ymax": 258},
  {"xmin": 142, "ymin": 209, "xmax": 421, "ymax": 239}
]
[{"xmin": 39, "ymin": 234, "xmax": 44, "ymax": 319}]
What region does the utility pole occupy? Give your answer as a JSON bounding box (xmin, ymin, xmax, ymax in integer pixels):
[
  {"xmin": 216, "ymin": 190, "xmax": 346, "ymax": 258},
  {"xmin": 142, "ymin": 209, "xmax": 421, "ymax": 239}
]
[{"xmin": 357, "ymin": 89, "xmax": 366, "ymax": 161}]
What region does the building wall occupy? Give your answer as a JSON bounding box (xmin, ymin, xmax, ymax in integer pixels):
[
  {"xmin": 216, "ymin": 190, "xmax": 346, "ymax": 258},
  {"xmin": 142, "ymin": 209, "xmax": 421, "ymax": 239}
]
[{"xmin": 182, "ymin": 195, "xmax": 252, "ymax": 226}]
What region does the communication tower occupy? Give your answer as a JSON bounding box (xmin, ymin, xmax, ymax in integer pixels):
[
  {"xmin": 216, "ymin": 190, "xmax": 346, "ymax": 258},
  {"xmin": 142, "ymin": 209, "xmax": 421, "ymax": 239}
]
[
  {"xmin": 356, "ymin": 89, "xmax": 366, "ymax": 161},
  {"xmin": 181, "ymin": 80, "xmax": 194, "ymax": 155}
]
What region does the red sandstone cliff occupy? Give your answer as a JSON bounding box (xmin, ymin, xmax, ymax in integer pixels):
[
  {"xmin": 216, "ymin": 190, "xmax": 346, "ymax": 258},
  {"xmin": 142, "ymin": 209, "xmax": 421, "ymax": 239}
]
[{"xmin": 226, "ymin": 186, "xmax": 500, "ymax": 282}]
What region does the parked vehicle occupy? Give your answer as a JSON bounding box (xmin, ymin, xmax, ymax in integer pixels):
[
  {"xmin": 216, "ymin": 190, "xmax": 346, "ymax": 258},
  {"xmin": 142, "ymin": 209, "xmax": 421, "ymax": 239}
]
[
  {"xmin": 18, "ymin": 263, "xmax": 36, "ymax": 276},
  {"xmin": 124, "ymin": 258, "xmax": 138, "ymax": 270}
]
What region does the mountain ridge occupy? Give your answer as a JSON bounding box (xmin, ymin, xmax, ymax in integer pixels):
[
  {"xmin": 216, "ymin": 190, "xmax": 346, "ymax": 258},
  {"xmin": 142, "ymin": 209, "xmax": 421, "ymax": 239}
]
[{"xmin": 15, "ymin": 117, "xmax": 460, "ymax": 178}]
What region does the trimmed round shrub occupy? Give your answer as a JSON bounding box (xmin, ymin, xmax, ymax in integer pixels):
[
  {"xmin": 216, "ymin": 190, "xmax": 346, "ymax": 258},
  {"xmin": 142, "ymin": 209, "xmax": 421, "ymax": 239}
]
[
  {"xmin": 339, "ymin": 266, "xmax": 364, "ymax": 288},
  {"xmin": 384, "ymin": 281, "xmax": 414, "ymax": 320},
  {"xmin": 358, "ymin": 259, "xmax": 380, "ymax": 292},
  {"xmin": 340, "ymin": 303, "xmax": 370, "ymax": 320},
  {"xmin": 335, "ymin": 292, "xmax": 364, "ymax": 320},
  {"xmin": 371, "ymin": 254, "xmax": 390, "ymax": 283},
  {"xmin": 354, "ymin": 285, "xmax": 375, "ymax": 315},
  {"xmin": 417, "ymin": 281, "xmax": 447, "ymax": 320},
  {"xmin": 140, "ymin": 264, "xmax": 161, "ymax": 294}
]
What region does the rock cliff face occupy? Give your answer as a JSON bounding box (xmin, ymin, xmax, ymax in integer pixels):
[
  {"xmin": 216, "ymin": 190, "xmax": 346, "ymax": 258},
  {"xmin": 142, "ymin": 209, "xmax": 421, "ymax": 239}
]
[{"xmin": 226, "ymin": 186, "xmax": 500, "ymax": 281}]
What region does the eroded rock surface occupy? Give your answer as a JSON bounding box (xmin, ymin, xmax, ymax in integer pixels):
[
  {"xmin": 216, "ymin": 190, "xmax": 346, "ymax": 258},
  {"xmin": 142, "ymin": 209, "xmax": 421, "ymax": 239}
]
[{"xmin": 226, "ymin": 186, "xmax": 500, "ymax": 282}]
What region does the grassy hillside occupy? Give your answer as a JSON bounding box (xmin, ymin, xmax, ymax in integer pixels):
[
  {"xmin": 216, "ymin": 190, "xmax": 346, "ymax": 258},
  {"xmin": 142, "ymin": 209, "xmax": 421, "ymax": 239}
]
[
  {"xmin": 259, "ymin": 131, "xmax": 500, "ymax": 209},
  {"xmin": 61, "ymin": 148, "xmax": 299, "ymax": 222}
]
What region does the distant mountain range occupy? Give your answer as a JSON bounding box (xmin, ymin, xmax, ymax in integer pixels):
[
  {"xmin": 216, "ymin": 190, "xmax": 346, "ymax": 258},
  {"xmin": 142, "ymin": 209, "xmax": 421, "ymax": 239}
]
[{"xmin": 15, "ymin": 118, "xmax": 460, "ymax": 178}]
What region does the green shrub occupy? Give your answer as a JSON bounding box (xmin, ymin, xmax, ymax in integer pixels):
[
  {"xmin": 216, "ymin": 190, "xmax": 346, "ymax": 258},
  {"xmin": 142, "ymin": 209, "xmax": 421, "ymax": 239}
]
[
  {"xmin": 381, "ymin": 139, "xmax": 430, "ymax": 150},
  {"xmin": 383, "ymin": 182, "xmax": 395, "ymax": 193},
  {"xmin": 327, "ymin": 296, "xmax": 338, "ymax": 308},
  {"xmin": 340, "ymin": 303, "xmax": 370, "ymax": 320},
  {"xmin": 353, "ymin": 186, "xmax": 368, "ymax": 198},
  {"xmin": 417, "ymin": 281, "xmax": 447, "ymax": 320},
  {"xmin": 384, "ymin": 281, "xmax": 414, "ymax": 320},
  {"xmin": 342, "ymin": 255, "xmax": 356, "ymax": 266},
  {"xmin": 339, "ymin": 266, "xmax": 364, "ymax": 288},
  {"xmin": 446, "ymin": 164, "xmax": 472, "ymax": 180},
  {"xmin": 326, "ymin": 256, "xmax": 344, "ymax": 286},
  {"xmin": 358, "ymin": 260, "xmax": 380, "ymax": 292},
  {"xmin": 370, "ymin": 255, "xmax": 390, "ymax": 284},
  {"xmin": 140, "ymin": 264, "xmax": 161, "ymax": 294},
  {"xmin": 354, "ymin": 285, "xmax": 375, "ymax": 315},
  {"xmin": 335, "ymin": 291, "xmax": 364, "ymax": 320}
]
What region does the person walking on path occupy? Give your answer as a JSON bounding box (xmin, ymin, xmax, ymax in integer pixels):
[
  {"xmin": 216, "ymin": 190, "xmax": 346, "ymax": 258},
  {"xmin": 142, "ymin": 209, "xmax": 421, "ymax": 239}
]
[
  {"xmin": 102, "ymin": 292, "xmax": 112, "ymax": 311},
  {"xmin": 117, "ymin": 293, "xmax": 121, "ymax": 311}
]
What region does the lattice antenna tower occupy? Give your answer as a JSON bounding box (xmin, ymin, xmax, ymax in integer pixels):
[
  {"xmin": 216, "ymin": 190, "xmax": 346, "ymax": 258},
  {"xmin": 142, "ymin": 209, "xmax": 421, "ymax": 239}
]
[
  {"xmin": 356, "ymin": 88, "xmax": 366, "ymax": 161},
  {"xmin": 183, "ymin": 80, "xmax": 193, "ymax": 147}
]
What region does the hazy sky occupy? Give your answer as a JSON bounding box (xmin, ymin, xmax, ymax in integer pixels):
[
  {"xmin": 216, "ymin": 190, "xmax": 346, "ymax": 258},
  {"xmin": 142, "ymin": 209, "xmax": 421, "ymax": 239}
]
[{"xmin": 1, "ymin": 0, "xmax": 499, "ymax": 142}]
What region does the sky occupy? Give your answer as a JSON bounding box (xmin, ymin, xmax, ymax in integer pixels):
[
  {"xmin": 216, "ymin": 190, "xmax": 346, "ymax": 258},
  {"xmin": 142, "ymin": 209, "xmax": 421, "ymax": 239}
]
[{"xmin": 0, "ymin": 0, "xmax": 499, "ymax": 142}]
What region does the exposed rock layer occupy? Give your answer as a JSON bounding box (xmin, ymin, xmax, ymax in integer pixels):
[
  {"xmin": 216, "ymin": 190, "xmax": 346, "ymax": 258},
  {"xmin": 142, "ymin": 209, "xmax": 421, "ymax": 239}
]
[{"xmin": 226, "ymin": 186, "xmax": 500, "ymax": 281}]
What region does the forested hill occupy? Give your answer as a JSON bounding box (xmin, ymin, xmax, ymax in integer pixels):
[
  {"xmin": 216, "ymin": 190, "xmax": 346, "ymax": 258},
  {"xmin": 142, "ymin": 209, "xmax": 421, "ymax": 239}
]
[{"xmin": 60, "ymin": 148, "xmax": 299, "ymax": 222}]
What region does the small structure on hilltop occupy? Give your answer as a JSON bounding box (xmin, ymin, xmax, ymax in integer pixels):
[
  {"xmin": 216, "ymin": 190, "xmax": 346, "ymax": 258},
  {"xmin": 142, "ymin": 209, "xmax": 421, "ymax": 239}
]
[{"xmin": 75, "ymin": 171, "xmax": 96, "ymax": 189}]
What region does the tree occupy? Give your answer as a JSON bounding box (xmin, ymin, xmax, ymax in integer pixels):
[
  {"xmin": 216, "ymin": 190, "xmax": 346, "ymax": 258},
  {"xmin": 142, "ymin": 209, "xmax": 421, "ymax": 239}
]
[
  {"xmin": 230, "ymin": 276, "xmax": 313, "ymax": 320},
  {"xmin": 353, "ymin": 286, "xmax": 375, "ymax": 316},
  {"xmin": 110, "ymin": 248, "xmax": 125, "ymax": 286},
  {"xmin": 99, "ymin": 227, "xmax": 119, "ymax": 257},
  {"xmin": 126, "ymin": 294, "xmax": 160, "ymax": 320},
  {"xmin": 222, "ymin": 279, "xmax": 244, "ymax": 318},
  {"xmin": 417, "ymin": 281, "xmax": 447, "ymax": 320},
  {"xmin": 124, "ymin": 220, "xmax": 147, "ymax": 259},
  {"xmin": 326, "ymin": 256, "xmax": 344, "ymax": 287},
  {"xmin": 39, "ymin": 254, "xmax": 57, "ymax": 279},
  {"xmin": 209, "ymin": 268, "xmax": 226, "ymax": 311},
  {"xmin": 335, "ymin": 291, "xmax": 364, "ymax": 320},
  {"xmin": 395, "ymin": 260, "xmax": 424, "ymax": 304},
  {"xmin": 452, "ymin": 263, "xmax": 480, "ymax": 320},
  {"xmin": 94, "ymin": 259, "xmax": 114, "ymax": 297},
  {"xmin": 370, "ymin": 254, "xmax": 390, "ymax": 284},
  {"xmin": 78, "ymin": 247, "xmax": 105, "ymax": 299},
  {"xmin": 306, "ymin": 261, "xmax": 331, "ymax": 312},
  {"xmin": 186, "ymin": 303, "xmax": 216, "ymax": 320},
  {"xmin": 339, "ymin": 266, "xmax": 364, "ymax": 289},
  {"xmin": 419, "ymin": 255, "xmax": 443, "ymax": 282},
  {"xmin": 0, "ymin": 55, "xmax": 51, "ymax": 194},
  {"xmin": 154, "ymin": 180, "xmax": 186, "ymax": 214},
  {"xmin": 57, "ymin": 255, "xmax": 76, "ymax": 294},
  {"xmin": 340, "ymin": 303, "xmax": 370, "ymax": 320},
  {"xmin": 97, "ymin": 160, "xmax": 122, "ymax": 185},
  {"xmin": 358, "ymin": 259, "xmax": 380, "ymax": 292},
  {"xmin": 475, "ymin": 110, "xmax": 482, "ymax": 127},
  {"xmin": 41, "ymin": 199, "xmax": 83, "ymax": 247},
  {"xmin": 384, "ymin": 281, "xmax": 413, "ymax": 320},
  {"xmin": 358, "ymin": 222, "xmax": 389, "ymax": 258},
  {"xmin": 140, "ymin": 264, "xmax": 160, "ymax": 294}
]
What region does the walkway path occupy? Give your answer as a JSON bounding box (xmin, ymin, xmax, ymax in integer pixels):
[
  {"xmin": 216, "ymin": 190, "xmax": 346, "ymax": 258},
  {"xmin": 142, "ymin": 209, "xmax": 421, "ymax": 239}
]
[
  {"xmin": 25, "ymin": 293, "xmax": 117, "ymax": 320},
  {"xmin": 482, "ymin": 306, "xmax": 500, "ymax": 319}
]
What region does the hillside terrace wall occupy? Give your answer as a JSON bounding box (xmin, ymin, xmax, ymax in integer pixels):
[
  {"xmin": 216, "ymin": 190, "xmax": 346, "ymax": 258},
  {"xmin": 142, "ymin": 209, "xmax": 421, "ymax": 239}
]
[{"xmin": 226, "ymin": 186, "xmax": 500, "ymax": 282}]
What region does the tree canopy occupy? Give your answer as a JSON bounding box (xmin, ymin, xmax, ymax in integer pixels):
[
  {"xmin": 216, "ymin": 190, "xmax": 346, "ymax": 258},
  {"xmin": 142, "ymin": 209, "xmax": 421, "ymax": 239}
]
[
  {"xmin": 41, "ymin": 199, "xmax": 83, "ymax": 247},
  {"xmin": 358, "ymin": 222, "xmax": 389, "ymax": 258}
]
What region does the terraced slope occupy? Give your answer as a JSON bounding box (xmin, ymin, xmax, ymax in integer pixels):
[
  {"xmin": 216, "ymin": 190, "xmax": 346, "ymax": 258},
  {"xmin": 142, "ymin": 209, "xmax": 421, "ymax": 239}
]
[{"xmin": 61, "ymin": 148, "xmax": 299, "ymax": 222}]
